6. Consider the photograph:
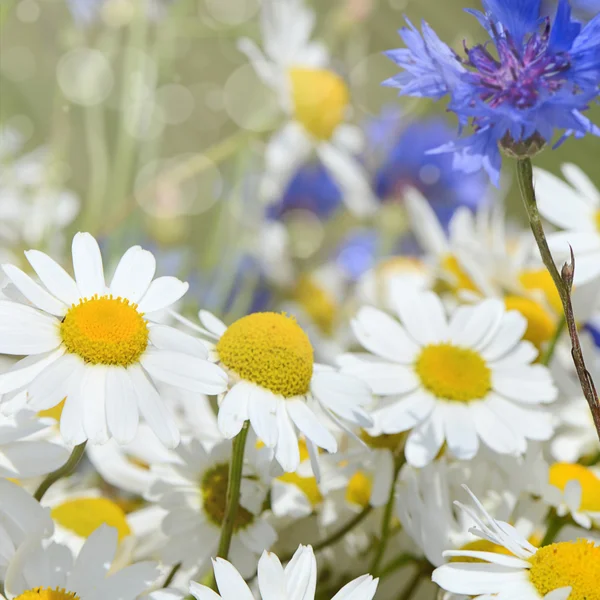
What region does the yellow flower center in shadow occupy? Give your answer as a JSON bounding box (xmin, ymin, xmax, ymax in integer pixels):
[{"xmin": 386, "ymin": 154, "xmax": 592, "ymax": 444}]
[
  {"xmin": 60, "ymin": 296, "xmax": 148, "ymax": 366},
  {"xmin": 346, "ymin": 471, "xmax": 372, "ymax": 508},
  {"xmin": 453, "ymin": 535, "xmax": 542, "ymax": 563},
  {"xmin": 529, "ymin": 540, "xmax": 600, "ymax": 600},
  {"xmin": 217, "ymin": 312, "xmax": 314, "ymax": 398},
  {"xmin": 549, "ymin": 463, "xmax": 600, "ymax": 512},
  {"xmin": 278, "ymin": 441, "xmax": 322, "ymax": 506},
  {"xmin": 595, "ymin": 210, "xmax": 600, "ymax": 233},
  {"xmin": 51, "ymin": 497, "xmax": 131, "ymax": 542},
  {"xmin": 360, "ymin": 430, "xmax": 407, "ymax": 452},
  {"xmin": 415, "ymin": 344, "xmax": 491, "ymax": 402},
  {"xmin": 37, "ymin": 399, "xmax": 65, "ymax": 422},
  {"xmin": 201, "ymin": 463, "xmax": 254, "ymax": 530},
  {"xmin": 289, "ymin": 67, "xmax": 349, "ymax": 140},
  {"xmin": 440, "ymin": 254, "xmax": 479, "ymax": 292},
  {"xmin": 294, "ymin": 275, "xmax": 337, "ymax": 336},
  {"xmin": 519, "ymin": 268, "xmax": 562, "ymax": 315},
  {"xmin": 504, "ymin": 295, "xmax": 556, "ymax": 351},
  {"xmin": 15, "ymin": 588, "xmax": 80, "ymax": 600}
]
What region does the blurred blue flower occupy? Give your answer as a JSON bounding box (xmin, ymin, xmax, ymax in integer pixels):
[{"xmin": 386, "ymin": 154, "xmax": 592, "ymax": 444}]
[
  {"xmin": 67, "ymin": 0, "xmax": 174, "ymax": 26},
  {"xmin": 267, "ymin": 162, "xmax": 343, "ymax": 220},
  {"xmin": 368, "ymin": 108, "xmax": 489, "ymax": 225},
  {"xmin": 384, "ymin": 0, "xmax": 600, "ymax": 185}
]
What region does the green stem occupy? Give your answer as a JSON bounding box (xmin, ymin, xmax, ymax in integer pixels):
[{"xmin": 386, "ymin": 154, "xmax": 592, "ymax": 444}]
[
  {"xmin": 378, "ymin": 553, "xmax": 419, "ymax": 580},
  {"xmin": 217, "ymin": 421, "xmax": 250, "ymax": 559},
  {"xmin": 516, "ymin": 158, "xmax": 600, "ymax": 442},
  {"xmin": 369, "ymin": 459, "xmax": 403, "ymax": 576},
  {"xmin": 540, "ymin": 510, "xmax": 568, "ymax": 547},
  {"xmin": 163, "ymin": 562, "xmax": 181, "ymax": 587},
  {"xmin": 34, "ymin": 442, "xmax": 87, "ymax": 502},
  {"xmin": 542, "ymin": 315, "xmax": 566, "ymax": 366},
  {"xmin": 397, "ymin": 566, "xmax": 424, "ymax": 600}
]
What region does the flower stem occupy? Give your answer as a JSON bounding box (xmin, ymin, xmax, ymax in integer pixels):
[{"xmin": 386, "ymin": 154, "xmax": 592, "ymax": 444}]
[
  {"xmin": 369, "ymin": 458, "xmax": 404, "ymax": 576},
  {"xmin": 540, "ymin": 510, "xmax": 568, "ymax": 547},
  {"xmin": 397, "ymin": 565, "xmax": 425, "ymax": 600},
  {"xmin": 216, "ymin": 421, "xmax": 250, "ymax": 560},
  {"xmin": 516, "ymin": 157, "xmax": 600, "ymax": 442},
  {"xmin": 34, "ymin": 442, "xmax": 87, "ymax": 502},
  {"xmin": 378, "ymin": 553, "xmax": 420, "ymax": 580},
  {"xmin": 163, "ymin": 562, "xmax": 181, "ymax": 588}
]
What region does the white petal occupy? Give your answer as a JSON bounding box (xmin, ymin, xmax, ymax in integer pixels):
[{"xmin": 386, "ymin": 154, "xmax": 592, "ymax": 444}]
[
  {"xmin": 0, "ymin": 440, "xmax": 70, "ymax": 478},
  {"xmin": 441, "ymin": 550, "xmax": 530, "ymax": 568},
  {"xmin": 432, "ymin": 563, "xmax": 529, "ymax": 595},
  {"xmin": 470, "ymin": 402, "xmax": 523, "ymax": 456},
  {"xmin": 27, "ymin": 352, "xmax": 79, "ymax": 410},
  {"xmin": 331, "ymin": 575, "xmax": 378, "ymax": 600},
  {"xmin": 492, "ymin": 367, "xmax": 557, "ymax": 404},
  {"xmin": 82, "ymin": 366, "xmax": 109, "ymax": 444},
  {"xmin": 394, "ymin": 291, "xmax": 449, "ymax": 346},
  {"xmin": 286, "ymin": 399, "xmax": 337, "ymax": 453},
  {"xmin": 2, "ymin": 264, "xmax": 66, "ymax": 316},
  {"xmin": 149, "ymin": 325, "xmax": 208, "ymax": 359},
  {"xmin": 370, "ymin": 390, "xmax": 435, "ymax": 435},
  {"xmin": 486, "ymin": 395, "xmax": 553, "ymax": 442},
  {"xmin": 275, "ymin": 403, "xmax": 300, "ymax": 472},
  {"xmin": 450, "ymin": 299, "xmax": 505, "ymax": 350},
  {"xmin": 137, "ymin": 277, "xmax": 189, "ymax": 314},
  {"xmin": 0, "ymin": 347, "xmax": 64, "ymax": 395},
  {"xmin": 110, "ymin": 246, "xmax": 156, "ymax": 302},
  {"xmin": 0, "ymin": 301, "xmax": 61, "ymax": 355},
  {"xmin": 371, "ymin": 449, "xmax": 394, "ymax": 507},
  {"xmin": 218, "ymin": 382, "xmax": 251, "ymax": 439},
  {"xmin": 212, "ymin": 558, "xmax": 255, "ymax": 600},
  {"xmin": 25, "ymin": 249, "xmax": 80, "ymax": 306},
  {"xmin": 105, "ymin": 367, "xmax": 139, "ymax": 444},
  {"xmin": 141, "ymin": 349, "xmax": 227, "ymax": 395},
  {"xmin": 285, "ymin": 545, "xmax": 317, "ymax": 600},
  {"xmin": 480, "ymin": 312, "xmax": 528, "ymax": 361},
  {"xmin": 404, "ymin": 187, "xmax": 448, "ymax": 257},
  {"xmin": 199, "ymin": 310, "xmax": 227, "ymax": 337},
  {"xmin": 128, "ymin": 364, "xmax": 180, "ymax": 448},
  {"xmin": 443, "ymin": 403, "xmax": 479, "ymax": 461},
  {"xmin": 544, "ymin": 588, "xmax": 572, "ymax": 600},
  {"xmin": 562, "ymin": 163, "xmax": 600, "ymax": 206},
  {"xmin": 247, "ymin": 386, "xmax": 279, "ymax": 448},
  {"xmin": 404, "ymin": 408, "xmax": 445, "ymax": 468},
  {"xmin": 189, "ymin": 582, "xmax": 222, "ymax": 600},
  {"xmin": 59, "ymin": 368, "xmax": 87, "ymax": 445},
  {"xmin": 72, "ymin": 232, "xmax": 106, "ymax": 298},
  {"xmin": 258, "ymin": 551, "xmax": 286, "ymax": 600}
]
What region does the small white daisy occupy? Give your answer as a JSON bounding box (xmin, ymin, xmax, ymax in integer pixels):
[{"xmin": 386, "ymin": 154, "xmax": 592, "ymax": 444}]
[
  {"xmin": 340, "ymin": 292, "xmax": 557, "ymax": 467},
  {"xmin": 2, "ymin": 524, "xmax": 159, "ymax": 600},
  {"xmin": 238, "ymin": 0, "xmax": 377, "ymax": 217},
  {"xmin": 535, "ymin": 163, "xmax": 600, "ymax": 285},
  {"xmin": 148, "ymin": 437, "xmax": 277, "ymax": 578},
  {"xmin": 187, "ymin": 544, "xmax": 378, "ymax": 600},
  {"xmin": 432, "ymin": 487, "xmax": 599, "ymax": 600},
  {"xmin": 0, "ymin": 232, "xmax": 228, "ymax": 448},
  {"xmin": 178, "ymin": 310, "xmax": 373, "ymax": 474},
  {"xmin": 0, "ymin": 479, "xmax": 53, "ymax": 579}
]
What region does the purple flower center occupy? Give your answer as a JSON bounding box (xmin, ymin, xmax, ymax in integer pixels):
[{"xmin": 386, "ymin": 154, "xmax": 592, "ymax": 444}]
[{"xmin": 465, "ymin": 21, "xmax": 571, "ymax": 110}]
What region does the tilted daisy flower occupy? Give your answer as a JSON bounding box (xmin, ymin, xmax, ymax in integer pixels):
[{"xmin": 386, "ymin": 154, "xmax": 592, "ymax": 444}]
[
  {"xmin": 534, "ymin": 163, "xmax": 600, "ymax": 285},
  {"xmin": 177, "ymin": 310, "xmax": 373, "ymax": 474},
  {"xmin": 0, "ymin": 479, "xmax": 53, "ymax": 579},
  {"xmin": 384, "ymin": 0, "xmax": 600, "ymax": 184},
  {"xmin": 340, "ymin": 292, "xmax": 557, "ymax": 467},
  {"xmin": 2, "ymin": 524, "xmax": 158, "ymax": 600},
  {"xmin": 148, "ymin": 437, "xmax": 277, "ymax": 578},
  {"xmin": 238, "ymin": 0, "xmax": 377, "ymax": 216},
  {"xmin": 0, "ymin": 232, "xmax": 228, "ymax": 447},
  {"xmin": 432, "ymin": 487, "xmax": 600, "ymax": 600},
  {"xmin": 185, "ymin": 544, "xmax": 378, "ymax": 600}
]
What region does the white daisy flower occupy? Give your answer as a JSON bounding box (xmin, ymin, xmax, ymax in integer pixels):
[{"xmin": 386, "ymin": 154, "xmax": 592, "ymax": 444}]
[
  {"xmin": 186, "ymin": 544, "xmax": 378, "ymax": 600},
  {"xmin": 0, "ymin": 232, "xmax": 228, "ymax": 448},
  {"xmin": 2, "ymin": 524, "xmax": 158, "ymax": 600},
  {"xmin": 432, "ymin": 487, "xmax": 599, "ymax": 600},
  {"xmin": 534, "ymin": 163, "xmax": 600, "ymax": 285},
  {"xmin": 179, "ymin": 310, "xmax": 373, "ymax": 474},
  {"xmin": 148, "ymin": 438, "xmax": 277, "ymax": 578},
  {"xmin": 340, "ymin": 292, "xmax": 557, "ymax": 467},
  {"xmin": 238, "ymin": 0, "xmax": 377, "ymax": 217},
  {"xmin": 0, "ymin": 479, "xmax": 53, "ymax": 579}
]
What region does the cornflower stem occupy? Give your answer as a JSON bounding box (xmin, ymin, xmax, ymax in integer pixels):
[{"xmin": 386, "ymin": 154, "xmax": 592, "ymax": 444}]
[
  {"xmin": 163, "ymin": 562, "xmax": 181, "ymax": 588},
  {"xmin": 34, "ymin": 442, "xmax": 87, "ymax": 502},
  {"xmin": 516, "ymin": 158, "xmax": 600, "ymax": 442},
  {"xmin": 542, "ymin": 315, "xmax": 566, "ymax": 366},
  {"xmin": 540, "ymin": 510, "xmax": 569, "ymax": 547},
  {"xmin": 369, "ymin": 457, "xmax": 404, "ymax": 576}
]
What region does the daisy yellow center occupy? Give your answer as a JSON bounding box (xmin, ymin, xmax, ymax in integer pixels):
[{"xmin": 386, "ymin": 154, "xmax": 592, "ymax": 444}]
[
  {"xmin": 289, "ymin": 67, "xmax": 349, "ymax": 140},
  {"xmin": 345, "ymin": 471, "xmax": 372, "ymax": 508},
  {"xmin": 549, "ymin": 463, "xmax": 600, "ymax": 512},
  {"xmin": 278, "ymin": 440, "xmax": 322, "ymax": 506},
  {"xmin": 201, "ymin": 463, "xmax": 254, "ymax": 530},
  {"xmin": 217, "ymin": 312, "xmax": 314, "ymax": 398},
  {"xmin": 528, "ymin": 540, "xmax": 600, "ymax": 600},
  {"xmin": 504, "ymin": 295, "xmax": 556, "ymax": 351},
  {"xmin": 519, "ymin": 269, "xmax": 562, "ymax": 315},
  {"xmin": 294, "ymin": 275, "xmax": 337, "ymax": 336},
  {"xmin": 360, "ymin": 429, "xmax": 407, "ymax": 452},
  {"xmin": 51, "ymin": 497, "xmax": 131, "ymax": 541},
  {"xmin": 453, "ymin": 535, "xmax": 543, "ymax": 563},
  {"xmin": 37, "ymin": 398, "xmax": 65, "ymax": 421},
  {"xmin": 440, "ymin": 254, "xmax": 478, "ymax": 292},
  {"xmin": 60, "ymin": 295, "xmax": 148, "ymax": 366},
  {"xmin": 595, "ymin": 210, "xmax": 600, "ymax": 233},
  {"xmin": 415, "ymin": 344, "xmax": 491, "ymax": 402},
  {"xmin": 14, "ymin": 588, "xmax": 80, "ymax": 600}
]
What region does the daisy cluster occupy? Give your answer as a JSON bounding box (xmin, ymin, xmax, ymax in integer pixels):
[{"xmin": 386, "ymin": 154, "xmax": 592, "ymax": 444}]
[{"xmin": 1, "ymin": 1, "xmax": 600, "ymax": 600}]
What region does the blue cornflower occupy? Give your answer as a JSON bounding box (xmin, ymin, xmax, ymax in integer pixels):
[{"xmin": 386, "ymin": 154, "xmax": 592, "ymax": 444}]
[
  {"xmin": 367, "ymin": 108, "xmax": 489, "ymax": 226},
  {"xmin": 384, "ymin": 0, "xmax": 600, "ymax": 185}
]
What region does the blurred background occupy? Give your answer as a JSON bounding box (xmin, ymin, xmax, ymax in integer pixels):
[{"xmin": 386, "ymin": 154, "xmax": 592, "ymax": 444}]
[{"xmin": 1, "ymin": 0, "xmax": 599, "ymax": 328}]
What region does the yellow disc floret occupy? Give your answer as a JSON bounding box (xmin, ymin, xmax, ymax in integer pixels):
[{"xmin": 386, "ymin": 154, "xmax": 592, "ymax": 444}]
[
  {"xmin": 15, "ymin": 588, "xmax": 80, "ymax": 600},
  {"xmin": 289, "ymin": 67, "xmax": 349, "ymax": 140},
  {"xmin": 595, "ymin": 210, "xmax": 600, "ymax": 233},
  {"xmin": 549, "ymin": 463, "xmax": 600, "ymax": 512},
  {"xmin": 278, "ymin": 439, "xmax": 322, "ymax": 506},
  {"xmin": 51, "ymin": 497, "xmax": 131, "ymax": 542},
  {"xmin": 60, "ymin": 295, "xmax": 148, "ymax": 366},
  {"xmin": 217, "ymin": 312, "xmax": 314, "ymax": 398},
  {"xmin": 519, "ymin": 268, "xmax": 562, "ymax": 315},
  {"xmin": 440, "ymin": 254, "xmax": 479, "ymax": 293},
  {"xmin": 415, "ymin": 344, "xmax": 491, "ymax": 402},
  {"xmin": 346, "ymin": 471, "xmax": 372, "ymax": 508},
  {"xmin": 529, "ymin": 540, "xmax": 600, "ymax": 600},
  {"xmin": 504, "ymin": 295, "xmax": 556, "ymax": 351},
  {"xmin": 201, "ymin": 463, "xmax": 254, "ymax": 530},
  {"xmin": 360, "ymin": 430, "xmax": 407, "ymax": 452}
]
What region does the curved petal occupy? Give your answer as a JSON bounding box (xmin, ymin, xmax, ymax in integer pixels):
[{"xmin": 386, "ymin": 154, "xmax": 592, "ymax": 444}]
[
  {"xmin": 138, "ymin": 277, "xmax": 189, "ymax": 315},
  {"xmin": 109, "ymin": 246, "xmax": 156, "ymax": 303},
  {"xmin": 72, "ymin": 232, "xmax": 106, "ymax": 298}
]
